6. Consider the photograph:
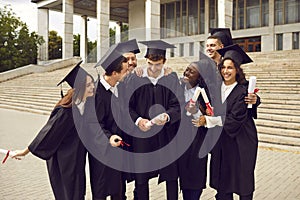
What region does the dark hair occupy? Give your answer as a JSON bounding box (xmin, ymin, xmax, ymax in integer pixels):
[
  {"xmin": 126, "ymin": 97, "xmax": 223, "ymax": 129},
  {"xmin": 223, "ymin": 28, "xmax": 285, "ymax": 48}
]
[
  {"xmin": 105, "ymin": 57, "xmax": 128, "ymax": 76},
  {"xmin": 218, "ymin": 58, "xmax": 247, "ymax": 85},
  {"xmin": 207, "ymin": 35, "xmax": 223, "ymax": 45},
  {"xmin": 56, "ymin": 74, "xmax": 94, "ymax": 108},
  {"xmin": 147, "ymin": 54, "xmax": 166, "ymax": 63}
]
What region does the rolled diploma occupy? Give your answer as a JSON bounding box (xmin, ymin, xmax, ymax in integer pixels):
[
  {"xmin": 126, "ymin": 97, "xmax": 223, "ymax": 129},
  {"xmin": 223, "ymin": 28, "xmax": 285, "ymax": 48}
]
[
  {"xmin": 145, "ymin": 113, "xmax": 166, "ymax": 127},
  {"xmin": 248, "ymin": 76, "xmax": 257, "ymax": 108},
  {"xmin": 186, "ymin": 87, "xmax": 202, "ymax": 116},
  {"xmin": 0, "ymin": 149, "xmax": 16, "ymax": 157},
  {"xmin": 201, "ymin": 88, "xmax": 214, "ymax": 115}
]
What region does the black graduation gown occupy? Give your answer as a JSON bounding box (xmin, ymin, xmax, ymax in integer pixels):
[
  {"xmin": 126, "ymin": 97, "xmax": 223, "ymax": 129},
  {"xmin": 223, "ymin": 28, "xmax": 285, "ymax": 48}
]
[
  {"xmin": 209, "ymin": 84, "xmax": 258, "ymax": 195},
  {"xmin": 28, "ymin": 106, "xmax": 87, "ymax": 200},
  {"xmin": 127, "ymin": 73, "xmax": 182, "ymax": 184},
  {"xmin": 178, "ymin": 83, "xmax": 208, "ymax": 191},
  {"xmin": 87, "ymin": 80, "xmax": 122, "ymax": 199}
]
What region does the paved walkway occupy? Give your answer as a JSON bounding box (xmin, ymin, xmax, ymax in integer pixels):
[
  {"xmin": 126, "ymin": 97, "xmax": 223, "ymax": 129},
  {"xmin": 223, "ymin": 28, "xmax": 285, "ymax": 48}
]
[{"xmin": 0, "ymin": 108, "xmax": 300, "ymax": 200}]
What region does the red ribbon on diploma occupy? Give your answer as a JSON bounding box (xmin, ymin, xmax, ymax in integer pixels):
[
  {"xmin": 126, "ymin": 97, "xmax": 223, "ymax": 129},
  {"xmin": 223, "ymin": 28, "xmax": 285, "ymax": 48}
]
[
  {"xmin": 2, "ymin": 150, "xmax": 10, "ymax": 164},
  {"xmin": 120, "ymin": 140, "xmax": 130, "ymax": 147},
  {"xmin": 254, "ymin": 88, "xmax": 259, "ymax": 93},
  {"xmin": 206, "ymin": 103, "xmax": 214, "ymax": 116}
]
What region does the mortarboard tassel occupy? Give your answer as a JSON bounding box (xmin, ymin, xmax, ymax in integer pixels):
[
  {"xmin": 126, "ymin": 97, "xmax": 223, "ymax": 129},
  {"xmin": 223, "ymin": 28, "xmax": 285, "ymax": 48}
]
[{"xmin": 60, "ymin": 84, "xmax": 64, "ymax": 98}]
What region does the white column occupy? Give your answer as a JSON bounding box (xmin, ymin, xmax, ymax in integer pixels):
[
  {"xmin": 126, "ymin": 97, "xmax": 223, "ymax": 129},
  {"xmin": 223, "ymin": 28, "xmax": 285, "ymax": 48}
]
[
  {"xmin": 262, "ymin": 0, "xmax": 275, "ymax": 52},
  {"xmin": 37, "ymin": 8, "xmax": 49, "ymax": 62},
  {"xmin": 145, "ymin": 0, "xmax": 160, "ymax": 40},
  {"xmin": 128, "ymin": 0, "xmax": 146, "ymax": 41},
  {"xmin": 218, "ymin": 0, "xmax": 233, "ymax": 28},
  {"xmin": 96, "ymin": 0, "xmax": 110, "ymax": 61},
  {"xmin": 283, "ymin": 33, "xmax": 293, "ymax": 50},
  {"xmin": 63, "ymin": 0, "xmax": 74, "ymax": 59},
  {"xmin": 115, "ymin": 22, "xmax": 121, "ymax": 43},
  {"xmin": 80, "ymin": 15, "xmax": 88, "ymax": 63}
]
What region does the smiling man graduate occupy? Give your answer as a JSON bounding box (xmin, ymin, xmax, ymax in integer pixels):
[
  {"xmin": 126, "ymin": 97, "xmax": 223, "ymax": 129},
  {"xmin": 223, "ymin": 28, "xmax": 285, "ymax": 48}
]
[{"xmin": 126, "ymin": 40, "xmax": 183, "ymax": 200}]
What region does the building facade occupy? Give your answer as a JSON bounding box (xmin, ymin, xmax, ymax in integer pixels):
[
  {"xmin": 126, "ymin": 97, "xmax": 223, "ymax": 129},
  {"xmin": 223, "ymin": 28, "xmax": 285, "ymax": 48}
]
[{"xmin": 32, "ymin": 0, "xmax": 300, "ymax": 61}]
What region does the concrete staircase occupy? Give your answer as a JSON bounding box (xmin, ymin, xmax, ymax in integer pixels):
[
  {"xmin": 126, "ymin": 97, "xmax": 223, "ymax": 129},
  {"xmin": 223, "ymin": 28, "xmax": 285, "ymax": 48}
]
[
  {"xmin": 242, "ymin": 50, "xmax": 300, "ymax": 149},
  {"xmin": 0, "ymin": 50, "xmax": 299, "ymax": 150}
]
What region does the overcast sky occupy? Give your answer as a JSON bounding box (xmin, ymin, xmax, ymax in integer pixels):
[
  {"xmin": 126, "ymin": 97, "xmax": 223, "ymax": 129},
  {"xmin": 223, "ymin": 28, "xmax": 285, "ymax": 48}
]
[{"xmin": 0, "ymin": 0, "xmax": 99, "ymax": 41}]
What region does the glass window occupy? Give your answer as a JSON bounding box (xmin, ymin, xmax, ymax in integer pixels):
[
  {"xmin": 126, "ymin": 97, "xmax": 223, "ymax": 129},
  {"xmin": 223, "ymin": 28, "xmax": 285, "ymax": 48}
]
[
  {"xmin": 166, "ymin": 3, "xmax": 175, "ymax": 38},
  {"xmin": 262, "ymin": 0, "xmax": 269, "ymax": 26},
  {"xmin": 160, "ymin": 4, "xmax": 165, "ymax": 38},
  {"xmin": 200, "ymin": 0, "xmax": 205, "ymax": 34},
  {"xmin": 188, "ymin": 0, "xmax": 198, "ymax": 35},
  {"xmin": 180, "ymin": 43, "xmax": 184, "ymax": 57},
  {"xmin": 276, "ymin": 33, "xmax": 283, "ymax": 50},
  {"xmin": 275, "ymin": 0, "xmax": 283, "ymax": 25},
  {"xmin": 176, "ymin": 2, "xmax": 181, "ymax": 35},
  {"xmin": 233, "ymin": 0, "xmax": 237, "ymax": 30},
  {"xmin": 189, "ymin": 42, "xmax": 194, "ymax": 56},
  {"xmin": 238, "ymin": 0, "xmax": 245, "ymax": 29},
  {"xmin": 209, "ymin": 0, "xmax": 217, "ymax": 28},
  {"xmin": 285, "ymin": 0, "xmax": 300, "ymax": 24},
  {"xmin": 293, "ymin": 32, "xmax": 299, "ymax": 49},
  {"xmin": 182, "ymin": 0, "xmax": 187, "ymax": 36},
  {"xmin": 246, "ymin": 0, "xmax": 260, "ymax": 28}
]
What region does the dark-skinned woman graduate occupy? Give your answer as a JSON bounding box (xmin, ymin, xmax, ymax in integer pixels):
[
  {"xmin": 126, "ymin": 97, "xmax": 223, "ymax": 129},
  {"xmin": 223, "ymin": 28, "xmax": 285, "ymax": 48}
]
[
  {"xmin": 177, "ymin": 53, "xmax": 217, "ymax": 200},
  {"xmin": 193, "ymin": 44, "xmax": 258, "ymax": 200},
  {"xmin": 12, "ymin": 61, "xmax": 95, "ymax": 200}
]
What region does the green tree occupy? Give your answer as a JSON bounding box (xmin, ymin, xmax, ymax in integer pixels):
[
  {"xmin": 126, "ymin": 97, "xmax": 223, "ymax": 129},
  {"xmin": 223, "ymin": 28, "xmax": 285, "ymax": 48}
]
[
  {"xmin": 48, "ymin": 30, "xmax": 62, "ymax": 59},
  {"xmin": 73, "ymin": 34, "xmax": 80, "ymax": 56},
  {"xmin": 0, "ymin": 6, "xmax": 43, "ymax": 72},
  {"xmin": 87, "ymin": 40, "xmax": 97, "ymax": 63}
]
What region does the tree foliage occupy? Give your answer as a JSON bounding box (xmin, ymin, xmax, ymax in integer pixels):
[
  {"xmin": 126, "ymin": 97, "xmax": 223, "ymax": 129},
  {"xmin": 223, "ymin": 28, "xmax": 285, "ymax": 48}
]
[
  {"xmin": 0, "ymin": 6, "xmax": 44, "ymax": 72},
  {"xmin": 48, "ymin": 30, "xmax": 62, "ymax": 59}
]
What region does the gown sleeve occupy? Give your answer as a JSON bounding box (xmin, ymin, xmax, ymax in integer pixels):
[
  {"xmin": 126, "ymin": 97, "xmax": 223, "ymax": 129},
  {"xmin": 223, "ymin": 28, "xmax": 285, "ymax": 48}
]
[
  {"xmin": 222, "ymin": 87, "xmax": 249, "ymax": 138},
  {"xmin": 28, "ymin": 107, "xmax": 74, "ymax": 160}
]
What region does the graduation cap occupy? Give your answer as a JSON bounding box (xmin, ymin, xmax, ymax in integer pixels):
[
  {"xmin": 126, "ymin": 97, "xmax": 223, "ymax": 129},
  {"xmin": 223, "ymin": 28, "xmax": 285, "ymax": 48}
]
[
  {"xmin": 210, "ymin": 28, "xmax": 233, "ymax": 47},
  {"xmin": 118, "ymin": 39, "xmax": 140, "ymax": 54},
  {"xmin": 217, "ymin": 44, "xmax": 253, "ymax": 66},
  {"xmin": 139, "ymin": 40, "xmax": 176, "ymax": 58},
  {"xmin": 57, "ymin": 60, "xmax": 89, "ymax": 97},
  {"xmin": 94, "ymin": 43, "xmax": 126, "ymax": 73}
]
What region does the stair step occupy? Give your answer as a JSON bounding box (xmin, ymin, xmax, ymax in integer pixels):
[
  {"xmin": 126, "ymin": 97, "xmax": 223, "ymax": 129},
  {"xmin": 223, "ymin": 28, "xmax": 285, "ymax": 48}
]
[
  {"xmin": 259, "ymin": 93, "xmax": 299, "ymax": 100},
  {"xmin": 0, "ymin": 90, "xmax": 61, "ymax": 98},
  {"xmin": 258, "ymin": 113, "xmax": 300, "ymax": 123},
  {"xmin": 0, "ymin": 101, "xmax": 54, "ymax": 112},
  {"xmin": 258, "ymin": 133, "xmax": 300, "ymax": 147},
  {"xmin": 0, "ymin": 104, "xmax": 51, "ymax": 115},
  {"xmin": 257, "ymin": 126, "xmax": 300, "ymax": 138},
  {"xmin": 258, "ymin": 108, "xmax": 300, "ymax": 116},
  {"xmin": 256, "ymin": 120, "xmax": 300, "ymax": 132},
  {"xmin": 0, "ymin": 96, "xmax": 58, "ymax": 104}
]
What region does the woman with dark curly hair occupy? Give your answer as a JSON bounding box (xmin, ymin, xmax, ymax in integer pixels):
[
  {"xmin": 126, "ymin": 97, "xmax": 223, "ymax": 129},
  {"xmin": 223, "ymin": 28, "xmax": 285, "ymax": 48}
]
[{"xmin": 193, "ymin": 44, "xmax": 258, "ymax": 200}]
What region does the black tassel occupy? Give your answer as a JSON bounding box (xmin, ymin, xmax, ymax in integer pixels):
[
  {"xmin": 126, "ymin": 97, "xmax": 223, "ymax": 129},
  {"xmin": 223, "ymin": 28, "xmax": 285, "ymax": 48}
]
[{"xmin": 60, "ymin": 85, "xmax": 64, "ymax": 98}]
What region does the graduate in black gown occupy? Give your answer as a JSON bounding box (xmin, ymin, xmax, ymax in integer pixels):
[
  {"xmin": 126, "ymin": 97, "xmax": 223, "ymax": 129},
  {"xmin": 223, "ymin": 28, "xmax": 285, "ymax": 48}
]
[
  {"xmin": 126, "ymin": 40, "xmax": 183, "ymax": 200},
  {"xmin": 13, "ymin": 61, "xmax": 95, "ymax": 200},
  {"xmin": 87, "ymin": 43, "xmax": 129, "ymax": 200},
  {"xmin": 178, "ymin": 59, "xmax": 218, "ymax": 200},
  {"xmin": 193, "ymin": 44, "xmax": 258, "ymax": 200}
]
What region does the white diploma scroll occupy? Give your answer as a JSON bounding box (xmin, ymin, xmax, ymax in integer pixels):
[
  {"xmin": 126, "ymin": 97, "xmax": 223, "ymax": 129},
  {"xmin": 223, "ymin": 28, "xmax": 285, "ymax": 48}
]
[
  {"xmin": 0, "ymin": 148, "xmax": 17, "ymax": 163},
  {"xmin": 145, "ymin": 113, "xmax": 166, "ymax": 128},
  {"xmin": 186, "ymin": 87, "xmax": 202, "ymax": 116},
  {"xmin": 200, "ymin": 88, "xmax": 214, "ymax": 116},
  {"xmin": 248, "ymin": 76, "xmax": 257, "ymax": 108}
]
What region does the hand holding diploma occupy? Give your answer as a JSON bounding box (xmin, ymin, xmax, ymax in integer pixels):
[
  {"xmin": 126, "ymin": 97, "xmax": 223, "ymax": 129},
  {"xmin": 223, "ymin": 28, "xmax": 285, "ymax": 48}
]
[
  {"xmin": 1, "ymin": 148, "xmax": 26, "ymax": 163},
  {"xmin": 186, "ymin": 87, "xmax": 202, "ymax": 116},
  {"xmin": 200, "ymin": 88, "xmax": 214, "ymax": 116},
  {"xmin": 145, "ymin": 113, "xmax": 168, "ymax": 127},
  {"xmin": 247, "ymin": 76, "xmax": 259, "ymax": 108},
  {"xmin": 110, "ymin": 135, "xmax": 123, "ymax": 147}
]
